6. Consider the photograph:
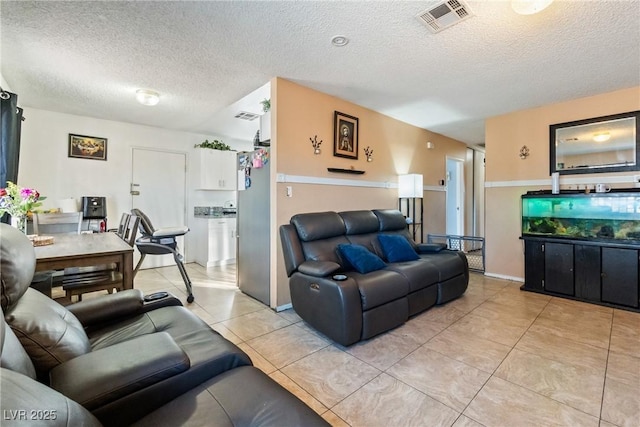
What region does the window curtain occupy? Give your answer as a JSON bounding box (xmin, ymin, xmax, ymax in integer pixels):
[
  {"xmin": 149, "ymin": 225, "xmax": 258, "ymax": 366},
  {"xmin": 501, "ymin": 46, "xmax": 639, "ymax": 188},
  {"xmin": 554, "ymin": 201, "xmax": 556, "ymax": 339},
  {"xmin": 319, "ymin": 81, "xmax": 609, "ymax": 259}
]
[{"xmin": 0, "ymin": 91, "xmax": 23, "ymax": 223}]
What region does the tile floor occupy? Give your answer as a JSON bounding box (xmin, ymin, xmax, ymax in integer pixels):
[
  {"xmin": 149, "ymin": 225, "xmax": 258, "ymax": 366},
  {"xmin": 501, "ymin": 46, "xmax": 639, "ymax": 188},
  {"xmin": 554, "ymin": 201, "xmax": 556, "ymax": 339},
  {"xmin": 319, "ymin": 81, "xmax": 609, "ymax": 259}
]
[{"xmin": 128, "ymin": 263, "xmax": 639, "ymax": 427}]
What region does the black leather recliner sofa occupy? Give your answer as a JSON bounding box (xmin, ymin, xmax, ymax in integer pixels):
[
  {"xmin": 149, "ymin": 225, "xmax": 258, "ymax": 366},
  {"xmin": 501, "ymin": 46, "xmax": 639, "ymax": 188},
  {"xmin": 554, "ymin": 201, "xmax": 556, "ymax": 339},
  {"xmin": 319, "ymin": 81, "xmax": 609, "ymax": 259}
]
[
  {"xmin": 280, "ymin": 209, "xmax": 469, "ymax": 346},
  {"xmin": 0, "ymin": 224, "xmax": 328, "ymax": 426}
]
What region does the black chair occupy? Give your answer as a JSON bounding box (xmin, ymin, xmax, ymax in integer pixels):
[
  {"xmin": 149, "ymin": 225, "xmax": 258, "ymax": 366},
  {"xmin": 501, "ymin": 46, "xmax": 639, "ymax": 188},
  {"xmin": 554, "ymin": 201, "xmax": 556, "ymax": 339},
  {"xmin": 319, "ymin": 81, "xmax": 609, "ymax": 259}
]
[{"xmin": 131, "ymin": 209, "xmax": 194, "ymax": 303}]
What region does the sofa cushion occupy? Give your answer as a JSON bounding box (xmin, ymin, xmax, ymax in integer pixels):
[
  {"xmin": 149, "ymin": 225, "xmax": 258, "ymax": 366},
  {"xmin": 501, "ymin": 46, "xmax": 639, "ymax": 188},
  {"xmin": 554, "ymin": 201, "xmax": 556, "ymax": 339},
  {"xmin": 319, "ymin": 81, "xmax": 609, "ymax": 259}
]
[
  {"xmin": 337, "ymin": 244, "xmax": 386, "ymax": 274},
  {"xmin": 339, "ymin": 210, "xmax": 380, "ymax": 235},
  {"xmin": 351, "ymin": 270, "xmax": 409, "ymax": 310},
  {"xmin": 291, "ymin": 211, "xmax": 345, "ymax": 242},
  {"xmin": 378, "ymin": 235, "xmax": 420, "ymax": 262},
  {"xmin": 373, "ymin": 209, "xmax": 408, "ymax": 232}
]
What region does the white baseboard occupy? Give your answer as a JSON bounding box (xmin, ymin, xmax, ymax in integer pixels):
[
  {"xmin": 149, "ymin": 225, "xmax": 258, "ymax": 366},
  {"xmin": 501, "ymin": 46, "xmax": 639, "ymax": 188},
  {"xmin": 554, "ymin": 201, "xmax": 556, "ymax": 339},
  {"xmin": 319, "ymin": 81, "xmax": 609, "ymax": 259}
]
[{"xmin": 483, "ymin": 271, "xmax": 524, "ymax": 283}]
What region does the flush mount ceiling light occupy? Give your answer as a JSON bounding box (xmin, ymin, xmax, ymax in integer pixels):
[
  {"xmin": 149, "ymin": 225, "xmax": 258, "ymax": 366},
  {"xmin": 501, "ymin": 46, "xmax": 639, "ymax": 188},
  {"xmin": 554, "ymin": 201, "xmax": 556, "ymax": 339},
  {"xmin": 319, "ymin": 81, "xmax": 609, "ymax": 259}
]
[
  {"xmin": 136, "ymin": 89, "xmax": 160, "ymax": 106},
  {"xmin": 511, "ymin": 0, "xmax": 553, "ymax": 15},
  {"xmin": 593, "ymin": 132, "xmax": 611, "ymax": 142},
  {"xmin": 331, "ymin": 35, "xmax": 349, "ymax": 47}
]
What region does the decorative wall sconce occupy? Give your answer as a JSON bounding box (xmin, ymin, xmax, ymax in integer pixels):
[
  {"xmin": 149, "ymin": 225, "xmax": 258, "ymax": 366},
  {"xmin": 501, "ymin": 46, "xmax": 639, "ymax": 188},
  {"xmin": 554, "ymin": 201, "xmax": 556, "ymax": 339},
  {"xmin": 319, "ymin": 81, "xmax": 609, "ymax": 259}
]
[
  {"xmin": 519, "ymin": 145, "xmax": 530, "ymax": 159},
  {"xmin": 310, "ymin": 135, "xmax": 322, "ymax": 154},
  {"xmin": 364, "ymin": 146, "xmax": 373, "ymax": 162}
]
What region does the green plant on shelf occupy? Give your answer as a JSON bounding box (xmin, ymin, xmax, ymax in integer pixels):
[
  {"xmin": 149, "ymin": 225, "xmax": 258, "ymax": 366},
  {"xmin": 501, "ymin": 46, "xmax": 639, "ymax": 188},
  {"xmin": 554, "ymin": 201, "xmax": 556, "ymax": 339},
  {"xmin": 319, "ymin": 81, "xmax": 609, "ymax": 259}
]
[{"xmin": 194, "ymin": 139, "xmax": 232, "ymax": 151}]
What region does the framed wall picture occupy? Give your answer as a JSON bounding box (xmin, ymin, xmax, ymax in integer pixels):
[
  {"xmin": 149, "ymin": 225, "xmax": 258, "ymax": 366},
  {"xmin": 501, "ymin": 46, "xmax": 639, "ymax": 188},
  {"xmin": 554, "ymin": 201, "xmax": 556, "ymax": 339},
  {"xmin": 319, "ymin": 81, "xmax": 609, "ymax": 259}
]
[
  {"xmin": 333, "ymin": 111, "xmax": 359, "ymax": 160},
  {"xmin": 68, "ymin": 134, "xmax": 107, "ymax": 161}
]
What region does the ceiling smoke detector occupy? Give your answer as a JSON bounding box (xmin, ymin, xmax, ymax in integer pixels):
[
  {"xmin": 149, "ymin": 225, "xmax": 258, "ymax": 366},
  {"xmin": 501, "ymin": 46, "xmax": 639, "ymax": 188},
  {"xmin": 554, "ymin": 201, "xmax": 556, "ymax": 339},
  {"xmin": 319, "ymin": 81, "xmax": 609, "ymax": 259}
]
[
  {"xmin": 234, "ymin": 111, "xmax": 260, "ymax": 121},
  {"xmin": 416, "ymin": 0, "xmax": 475, "ymax": 34}
]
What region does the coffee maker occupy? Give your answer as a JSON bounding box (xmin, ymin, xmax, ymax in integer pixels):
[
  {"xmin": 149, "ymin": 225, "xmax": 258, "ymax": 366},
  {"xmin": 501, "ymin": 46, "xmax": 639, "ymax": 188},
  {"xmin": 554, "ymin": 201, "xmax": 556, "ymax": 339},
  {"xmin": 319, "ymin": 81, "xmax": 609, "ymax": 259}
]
[{"xmin": 81, "ymin": 196, "xmax": 107, "ymax": 231}]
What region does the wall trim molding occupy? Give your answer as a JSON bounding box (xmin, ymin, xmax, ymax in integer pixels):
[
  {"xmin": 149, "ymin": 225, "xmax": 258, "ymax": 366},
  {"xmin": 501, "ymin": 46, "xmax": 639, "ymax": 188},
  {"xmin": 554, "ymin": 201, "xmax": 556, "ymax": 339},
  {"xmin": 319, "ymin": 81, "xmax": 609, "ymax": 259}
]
[
  {"xmin": 483, "ymin": 272, "xmax": 524, "ymax": 283},
  {"xmin": 276, "ymin": 173, "xmax": 446, "ymax": 192},
  {"xmin": 486, "ymin": 175, "xmax": 638, "ymax": 188}
]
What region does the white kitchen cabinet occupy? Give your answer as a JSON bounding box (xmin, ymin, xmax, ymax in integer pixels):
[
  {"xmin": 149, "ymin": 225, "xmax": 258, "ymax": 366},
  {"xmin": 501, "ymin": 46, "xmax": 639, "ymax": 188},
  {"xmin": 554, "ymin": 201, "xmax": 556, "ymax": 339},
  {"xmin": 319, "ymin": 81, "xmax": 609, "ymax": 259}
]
[
  {"xmin": 197, "ymin": 149, "xmax": 237, "ymax": 190},
  {"xmin": 194, "ymin": 217, "xmax": 236, "ymax": 268}
]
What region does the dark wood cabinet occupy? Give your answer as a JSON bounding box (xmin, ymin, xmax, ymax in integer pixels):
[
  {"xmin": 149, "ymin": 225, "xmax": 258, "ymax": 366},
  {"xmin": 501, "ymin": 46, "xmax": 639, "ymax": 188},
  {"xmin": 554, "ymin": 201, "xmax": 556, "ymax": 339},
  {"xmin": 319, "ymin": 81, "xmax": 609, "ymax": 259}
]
[
  {"xmin": 522, "ymin": 237, "xmax": 640, "ymax": 312},
  {"xmin": 601, "ymin": 247, "xmax": 639, "ymax": 308},
  {"xmin": 574, "ymin": 245, "xmax": 601, "ymax": 302},
  {"xmin": 544, "ymin": 243, "xmax": 574, "ymax": 296}
]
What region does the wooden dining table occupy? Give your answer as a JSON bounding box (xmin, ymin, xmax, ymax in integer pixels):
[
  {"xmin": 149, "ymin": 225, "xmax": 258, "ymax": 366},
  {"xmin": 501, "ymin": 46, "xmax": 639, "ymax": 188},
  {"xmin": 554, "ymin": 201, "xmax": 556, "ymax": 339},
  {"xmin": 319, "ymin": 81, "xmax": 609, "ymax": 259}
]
[{"xmin": 34, "ymin": 232, "xmax": 134, "ymax": 290}]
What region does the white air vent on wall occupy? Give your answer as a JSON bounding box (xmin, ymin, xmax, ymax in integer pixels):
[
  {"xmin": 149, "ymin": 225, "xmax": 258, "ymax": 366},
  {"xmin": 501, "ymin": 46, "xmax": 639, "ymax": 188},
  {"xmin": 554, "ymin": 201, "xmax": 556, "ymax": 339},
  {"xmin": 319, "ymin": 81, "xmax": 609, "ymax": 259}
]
[
  {"xmin": 234, "ymin": 111, "xmax": 260, "ymax": 121},
  {"xmin": 416, "ymin": 0, "xmax": 474, "ymax": 33}
]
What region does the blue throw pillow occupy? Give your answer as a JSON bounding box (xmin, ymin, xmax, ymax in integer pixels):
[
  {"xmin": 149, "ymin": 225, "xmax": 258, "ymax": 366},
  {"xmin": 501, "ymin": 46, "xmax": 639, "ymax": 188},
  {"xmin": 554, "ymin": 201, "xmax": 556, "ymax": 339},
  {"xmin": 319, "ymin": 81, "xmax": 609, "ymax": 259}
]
[
  {"xmin": 337, "ymin": 244, "xmax": 386, "ymax": 274},
  {"xmin": 378, "ymin": 234, "xmax": 419, "ymax": 263}
]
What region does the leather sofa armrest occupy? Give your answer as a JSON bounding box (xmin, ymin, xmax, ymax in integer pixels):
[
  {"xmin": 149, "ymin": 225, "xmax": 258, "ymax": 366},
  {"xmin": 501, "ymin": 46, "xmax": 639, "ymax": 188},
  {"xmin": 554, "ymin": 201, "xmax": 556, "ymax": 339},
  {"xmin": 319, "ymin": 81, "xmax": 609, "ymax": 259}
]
[
  {"xmin": 49, "ymin": 332, "xmax": 189, "ymax": 411},
  {"xmin": 297, "ymin": 261, "xmax": 341, "ymax": 277},
  {"xmin": 416, "ymin": 243, "xmax": 447, "ymax": 253},
  {"xmin": 67, "ymin": 289, "xmax": 145, "ymax": 327}
]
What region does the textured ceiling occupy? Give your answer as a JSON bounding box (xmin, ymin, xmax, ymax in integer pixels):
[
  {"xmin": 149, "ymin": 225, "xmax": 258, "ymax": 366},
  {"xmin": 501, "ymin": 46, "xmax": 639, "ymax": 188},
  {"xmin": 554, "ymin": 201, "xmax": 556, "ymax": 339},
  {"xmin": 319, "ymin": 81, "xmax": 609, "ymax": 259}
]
[{"xmin": 1, "ymin": 1, "xmax": 639, "ymax": 146}]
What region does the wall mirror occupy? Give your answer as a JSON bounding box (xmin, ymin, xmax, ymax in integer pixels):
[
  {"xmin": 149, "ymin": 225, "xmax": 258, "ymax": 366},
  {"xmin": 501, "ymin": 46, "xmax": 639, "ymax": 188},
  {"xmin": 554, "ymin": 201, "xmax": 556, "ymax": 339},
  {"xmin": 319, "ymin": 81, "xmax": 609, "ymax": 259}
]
[{"xmin": 550, "ymin": 110, "xmax": 640, "ymax": 175}]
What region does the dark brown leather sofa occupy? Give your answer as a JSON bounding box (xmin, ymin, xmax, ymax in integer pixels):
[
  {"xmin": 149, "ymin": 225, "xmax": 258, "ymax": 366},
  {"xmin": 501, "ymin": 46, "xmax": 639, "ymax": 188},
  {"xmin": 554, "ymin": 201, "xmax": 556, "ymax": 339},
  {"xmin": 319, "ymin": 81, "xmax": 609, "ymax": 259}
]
[
  {"xmin": 280, "ymin": 209, "xmax": 469, "ymax": 346},
  {"xmin": 0, "ymin": 224, "xmax": 328, "ymax": 427}
]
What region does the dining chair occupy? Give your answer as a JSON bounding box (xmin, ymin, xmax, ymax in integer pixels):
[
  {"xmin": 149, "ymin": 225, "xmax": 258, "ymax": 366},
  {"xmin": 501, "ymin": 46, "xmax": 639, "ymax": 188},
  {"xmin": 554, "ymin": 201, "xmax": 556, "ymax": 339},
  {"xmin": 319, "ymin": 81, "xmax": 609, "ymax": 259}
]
[
  {"xmin": 116, "ymin": 212, "xmax": 131, "ymax": 237},
  {"xmin": 61, "ymin": 217, "xmax": 140, "ymax": 302},
  {"xmin": 33, "ymin": 212, "xmax": 83, "ymax": 235},
  {"xmin": 131, "ymin": 208, "xmax": 194, "ymax": 303}
]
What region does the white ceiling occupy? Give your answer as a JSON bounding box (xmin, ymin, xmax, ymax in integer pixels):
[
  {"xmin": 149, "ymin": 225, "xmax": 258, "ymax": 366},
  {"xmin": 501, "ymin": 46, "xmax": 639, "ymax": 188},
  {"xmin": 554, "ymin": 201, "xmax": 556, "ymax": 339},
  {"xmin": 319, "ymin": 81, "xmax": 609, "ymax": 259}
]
[{"xmin": 1, "ymin": 1, "xmax": 639, "ymax": 146}]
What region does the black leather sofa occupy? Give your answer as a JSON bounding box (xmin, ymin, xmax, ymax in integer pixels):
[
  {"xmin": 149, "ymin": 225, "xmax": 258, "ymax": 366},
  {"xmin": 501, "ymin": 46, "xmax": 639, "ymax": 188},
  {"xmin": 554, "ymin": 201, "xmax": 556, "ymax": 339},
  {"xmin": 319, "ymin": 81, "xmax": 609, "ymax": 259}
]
[
  {"xmin": 280, "ymin": 209, "xmax": 469, "ymax": 346},
  {"xmin": 0, "ymin": 224, "xmax": 328, "ymax": 426}
]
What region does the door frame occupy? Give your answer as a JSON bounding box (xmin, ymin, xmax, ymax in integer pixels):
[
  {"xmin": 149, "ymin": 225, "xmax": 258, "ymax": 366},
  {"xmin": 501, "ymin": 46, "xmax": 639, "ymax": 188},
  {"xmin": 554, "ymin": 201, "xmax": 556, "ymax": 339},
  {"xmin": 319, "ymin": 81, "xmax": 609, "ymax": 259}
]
[
  {"xmin": 130, "ymin": 146, "xmax": 188, "ymax": 264},
  {"xmin": 445, "ymin": 156, "xmax": 465, "ymax": 236}
]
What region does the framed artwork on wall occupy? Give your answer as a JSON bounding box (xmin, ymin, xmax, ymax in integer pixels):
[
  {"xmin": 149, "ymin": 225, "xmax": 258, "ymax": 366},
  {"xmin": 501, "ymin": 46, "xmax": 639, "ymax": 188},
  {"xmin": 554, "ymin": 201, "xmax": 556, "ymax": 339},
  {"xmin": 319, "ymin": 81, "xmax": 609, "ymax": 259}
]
[
  {"xmin": 333, "ymin": 111, "xmax": 359, "ymax": 160},
  {"xmin": 68, "ymin": 133, "xmax": 107, "ymax": 161}
]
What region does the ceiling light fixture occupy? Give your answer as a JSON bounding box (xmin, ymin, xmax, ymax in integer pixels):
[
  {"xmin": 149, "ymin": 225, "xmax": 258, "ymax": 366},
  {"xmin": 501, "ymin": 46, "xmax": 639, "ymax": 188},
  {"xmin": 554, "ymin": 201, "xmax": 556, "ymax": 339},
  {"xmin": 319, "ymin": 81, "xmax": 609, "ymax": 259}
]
[
  {"xmin": 511, "ymin": 0, "xmax": 553, "ymax": 15},
  {"xmin": 331, "ymin": 35, "xmax": 349, "ymax": 47},
  {"xmin": 593, "ymin": 132, "xmax": 611, "ymax": 142},
  {"xmin": 136, "ymin": 89, "xmax": 160, "ymax": 106}
]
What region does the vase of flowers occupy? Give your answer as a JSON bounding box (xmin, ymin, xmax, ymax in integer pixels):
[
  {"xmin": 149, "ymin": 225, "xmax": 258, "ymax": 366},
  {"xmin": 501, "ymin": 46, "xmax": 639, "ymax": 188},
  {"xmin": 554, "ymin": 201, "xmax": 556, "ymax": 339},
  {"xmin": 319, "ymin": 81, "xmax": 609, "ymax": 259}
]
[{"xmin": 0, "ymin": 181, "xmax": 45, "ymax": 234}]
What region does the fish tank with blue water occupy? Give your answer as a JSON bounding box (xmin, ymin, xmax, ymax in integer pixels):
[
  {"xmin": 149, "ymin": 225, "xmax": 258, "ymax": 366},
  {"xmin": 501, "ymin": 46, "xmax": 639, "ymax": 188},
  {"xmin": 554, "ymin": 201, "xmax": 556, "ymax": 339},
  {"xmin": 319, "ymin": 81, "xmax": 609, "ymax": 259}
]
[{"xmin": 521, "ymin": 191, "xmax": 640, "ymax": 243}]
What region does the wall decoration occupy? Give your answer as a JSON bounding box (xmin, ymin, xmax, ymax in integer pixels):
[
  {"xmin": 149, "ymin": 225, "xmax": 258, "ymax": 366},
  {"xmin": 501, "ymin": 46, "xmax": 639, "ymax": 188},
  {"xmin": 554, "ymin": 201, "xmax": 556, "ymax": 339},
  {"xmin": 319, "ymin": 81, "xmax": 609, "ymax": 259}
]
[
  {"xmin": 364, "ymin": 146, "xmax": 373, "ymax": 162},
  {"xmin": 519, "ymin": 145, "xmax": 530, "ymax": 159},
  {"xmin": 68, "ymin": 134, "xmax": 107, "ymax": 161},
  {"xmin": 310, "ymin": 135, "xmax": 322, "ymax": 154},
  {"xmin": 333, "ymin": 111, "xmax": 359, "ymax": 160}
]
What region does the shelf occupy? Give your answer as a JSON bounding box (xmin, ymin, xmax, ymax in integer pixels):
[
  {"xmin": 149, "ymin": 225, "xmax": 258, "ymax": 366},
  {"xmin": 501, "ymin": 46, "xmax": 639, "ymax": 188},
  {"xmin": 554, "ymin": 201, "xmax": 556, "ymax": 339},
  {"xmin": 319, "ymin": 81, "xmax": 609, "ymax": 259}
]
[{"xmin": 327, "ymin": 168, "xmax": 365, "ymax": 175}]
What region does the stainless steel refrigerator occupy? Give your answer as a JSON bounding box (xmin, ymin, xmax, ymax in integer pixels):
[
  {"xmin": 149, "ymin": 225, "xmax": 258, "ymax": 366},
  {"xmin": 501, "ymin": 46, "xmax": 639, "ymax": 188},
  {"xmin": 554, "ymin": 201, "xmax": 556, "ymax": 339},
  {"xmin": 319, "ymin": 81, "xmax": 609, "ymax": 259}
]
[{"xmin": 236, "ymin": 149, "xmax": 270, "ymax": 305}]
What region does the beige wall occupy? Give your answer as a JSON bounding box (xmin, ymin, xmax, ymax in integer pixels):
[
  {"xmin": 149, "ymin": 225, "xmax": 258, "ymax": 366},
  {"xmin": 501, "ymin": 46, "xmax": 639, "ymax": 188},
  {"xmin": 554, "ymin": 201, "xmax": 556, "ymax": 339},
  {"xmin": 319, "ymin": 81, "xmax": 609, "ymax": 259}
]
[
  {"xmin": 272, "ymin": 78, "xmax": 468, "ymax": 307},
  {"xmin": 485, "ymin": 86, "xmax": 640, "ymax": 280}
]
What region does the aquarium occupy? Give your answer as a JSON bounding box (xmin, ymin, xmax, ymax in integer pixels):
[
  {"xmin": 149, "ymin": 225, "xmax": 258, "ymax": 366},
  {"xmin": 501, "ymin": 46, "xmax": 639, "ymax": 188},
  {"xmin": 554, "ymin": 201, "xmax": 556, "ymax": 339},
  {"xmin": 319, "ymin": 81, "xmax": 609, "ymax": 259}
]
[{"xmin": 521, "ymin": 191, "xmax": 640, "ymax": 243}]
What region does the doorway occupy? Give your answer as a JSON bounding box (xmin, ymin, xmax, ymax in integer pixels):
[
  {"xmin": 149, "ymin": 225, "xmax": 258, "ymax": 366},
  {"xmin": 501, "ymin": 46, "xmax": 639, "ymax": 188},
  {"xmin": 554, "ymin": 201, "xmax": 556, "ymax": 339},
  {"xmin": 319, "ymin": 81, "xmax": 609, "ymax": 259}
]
[
  {"xmin": 446, "ymin": 157, "xmax": 464, "ymax": 236},
  {"xmin": 131, "ymin": 148, "xmax": 187, "ymax": 269}
]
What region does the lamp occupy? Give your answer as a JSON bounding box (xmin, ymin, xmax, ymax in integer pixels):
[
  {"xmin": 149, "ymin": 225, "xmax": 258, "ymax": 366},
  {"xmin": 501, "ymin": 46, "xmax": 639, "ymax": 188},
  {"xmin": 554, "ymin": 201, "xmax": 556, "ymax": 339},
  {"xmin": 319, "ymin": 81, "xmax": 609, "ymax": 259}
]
[
  {"xmin": 511, "ymin": 0, "xmax": 553, "ymax": 15},
  {"xmin": 136, "ymin": 89, "xmax": 160, "ymax": 106},
  {"xmin": 398, "ymin": 174, "xmax": 423, "ymax": 198}
]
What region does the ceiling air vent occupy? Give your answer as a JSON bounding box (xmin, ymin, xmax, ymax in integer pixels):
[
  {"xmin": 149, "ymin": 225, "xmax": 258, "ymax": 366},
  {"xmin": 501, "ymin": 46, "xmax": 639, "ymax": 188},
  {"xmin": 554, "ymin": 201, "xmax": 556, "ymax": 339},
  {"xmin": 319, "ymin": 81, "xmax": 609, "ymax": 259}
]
[
  {"xmin": 234, "ymin": 111, "xmax": 260, "ymax": 121},
  {"xmin": 417, "ymin": 0, "xmax": 475, "ymax": 34}
]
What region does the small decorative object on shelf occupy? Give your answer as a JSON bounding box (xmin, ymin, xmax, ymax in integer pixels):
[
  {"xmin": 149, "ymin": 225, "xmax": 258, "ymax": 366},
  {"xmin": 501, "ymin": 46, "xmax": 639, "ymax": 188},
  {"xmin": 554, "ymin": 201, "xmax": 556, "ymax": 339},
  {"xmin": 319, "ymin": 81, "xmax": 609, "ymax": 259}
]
[
  {"xmin": 364, "ymin": 146, "xmax": 373, "ymax": 162},
  {"xmin": 0, "ymin": 181, "xmax": 45, "ymax": 234},
  {"xmin": 519, "ymin": 145, "xmax": 530, "ymax": 159},
  {"xmin": 310, "ymin": 135, "xmax": 322, "ymax": 154}
]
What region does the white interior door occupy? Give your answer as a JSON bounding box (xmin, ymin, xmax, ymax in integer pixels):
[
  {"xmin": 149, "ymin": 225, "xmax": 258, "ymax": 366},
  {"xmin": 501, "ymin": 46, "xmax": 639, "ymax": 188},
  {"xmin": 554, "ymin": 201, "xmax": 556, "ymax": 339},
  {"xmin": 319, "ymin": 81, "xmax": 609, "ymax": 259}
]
[
  {"xmin": 131, "ymin": 148, "xmax": 187, "ymax": 269},
  {"xmin": 446, "ymin": 157, "xmax": 464, "ymax": 236}
]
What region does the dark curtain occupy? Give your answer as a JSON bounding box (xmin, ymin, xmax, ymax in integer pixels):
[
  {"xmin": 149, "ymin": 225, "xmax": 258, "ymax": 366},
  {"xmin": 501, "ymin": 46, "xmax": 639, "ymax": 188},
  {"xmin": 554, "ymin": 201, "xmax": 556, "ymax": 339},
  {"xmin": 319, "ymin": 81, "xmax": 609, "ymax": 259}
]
[{"xmin": 1, "ymin": 91, "xmax": 23, "ymax": 223}]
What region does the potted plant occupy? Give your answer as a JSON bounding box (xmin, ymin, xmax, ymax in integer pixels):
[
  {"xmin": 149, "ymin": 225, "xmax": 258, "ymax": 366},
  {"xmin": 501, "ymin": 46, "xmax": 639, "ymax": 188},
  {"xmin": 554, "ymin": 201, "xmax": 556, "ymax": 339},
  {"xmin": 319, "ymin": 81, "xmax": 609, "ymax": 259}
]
[{"xmin": 194, "ymin": 139, "xmax": 232, "ymax": 151}]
